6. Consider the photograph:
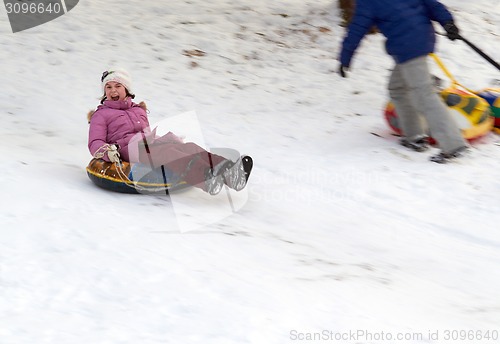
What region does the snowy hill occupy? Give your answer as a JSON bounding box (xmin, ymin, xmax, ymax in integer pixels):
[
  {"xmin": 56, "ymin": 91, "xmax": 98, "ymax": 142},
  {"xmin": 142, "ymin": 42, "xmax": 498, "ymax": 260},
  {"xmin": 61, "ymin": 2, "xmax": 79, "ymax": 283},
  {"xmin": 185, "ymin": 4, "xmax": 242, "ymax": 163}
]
[{"xmin": 1, "ymin": 0, "xmax": 500, "ymax": 343}]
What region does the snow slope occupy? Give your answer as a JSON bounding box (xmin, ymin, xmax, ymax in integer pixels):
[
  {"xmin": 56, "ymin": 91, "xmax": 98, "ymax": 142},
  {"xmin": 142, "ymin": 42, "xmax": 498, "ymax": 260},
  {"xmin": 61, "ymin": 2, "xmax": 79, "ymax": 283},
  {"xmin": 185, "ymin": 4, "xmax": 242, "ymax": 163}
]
[{"xmin": 1, "ymin": 0, "xmax": 500, "ymax": 343}]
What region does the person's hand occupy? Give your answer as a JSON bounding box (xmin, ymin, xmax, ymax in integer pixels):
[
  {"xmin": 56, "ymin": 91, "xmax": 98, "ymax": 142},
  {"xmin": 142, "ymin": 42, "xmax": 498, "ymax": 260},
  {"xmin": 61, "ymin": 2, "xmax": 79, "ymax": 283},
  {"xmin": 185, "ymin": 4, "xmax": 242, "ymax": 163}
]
[
  {"xmin": 444, "ymin": 22, "xmax": 460, "ymax": 41},
  {"xmin": 107, "ymin": 144, "xmax": 121, "ymax": 163},
  {"xmin": 339, "ymin": 64, "xmax": 349, "ymax": 78}
]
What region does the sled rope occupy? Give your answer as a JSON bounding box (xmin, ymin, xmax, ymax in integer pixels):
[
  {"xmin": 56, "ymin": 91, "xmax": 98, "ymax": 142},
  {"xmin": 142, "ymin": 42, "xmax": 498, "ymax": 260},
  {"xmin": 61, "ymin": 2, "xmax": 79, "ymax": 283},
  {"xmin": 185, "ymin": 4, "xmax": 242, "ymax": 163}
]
[
  {"xmin": 92, "ymin": 143, "xmax": 115, "ymax": 160},
  {"xmin": 114, "ymin": 161, "xmax": 173, "ymax": 193},
  {"xmin": 429, "ymin": 53, "xmax": 476, "ymax": 93}
]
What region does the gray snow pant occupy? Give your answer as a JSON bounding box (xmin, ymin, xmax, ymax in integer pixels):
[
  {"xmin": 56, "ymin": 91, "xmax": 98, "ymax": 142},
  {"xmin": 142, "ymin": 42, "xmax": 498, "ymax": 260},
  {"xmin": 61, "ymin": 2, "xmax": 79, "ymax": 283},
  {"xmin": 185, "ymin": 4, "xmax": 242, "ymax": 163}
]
[{"xmin": 388, "ymin": 56, "xmax": 466, "ymax": 154}]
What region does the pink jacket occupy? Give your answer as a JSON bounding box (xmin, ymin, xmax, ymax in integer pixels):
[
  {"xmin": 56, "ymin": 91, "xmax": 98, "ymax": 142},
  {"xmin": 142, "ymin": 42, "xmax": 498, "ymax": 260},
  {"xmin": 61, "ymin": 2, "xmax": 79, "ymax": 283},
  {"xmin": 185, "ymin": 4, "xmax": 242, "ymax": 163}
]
[{"xmin": 88, "ymin": 98, "xmax": 150, "ymax": 162}]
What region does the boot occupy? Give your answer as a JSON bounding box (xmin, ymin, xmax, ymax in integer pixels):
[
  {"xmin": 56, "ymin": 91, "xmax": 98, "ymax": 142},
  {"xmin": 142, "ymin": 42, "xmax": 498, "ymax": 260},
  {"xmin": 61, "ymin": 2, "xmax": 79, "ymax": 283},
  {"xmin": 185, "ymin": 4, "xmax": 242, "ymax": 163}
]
[
  {"xmin": 429, "ymin": 146, "xmax": 469, "ymax": 164},
  {"xmin": 399, "ymin": 135, "xmax": 430, "ymax": 152},
  {"xmin": 204, "ymin": 168, "xmax": 224, "ymax": 195},
  {"xmin": 223, "ymin": 157, "xmax": 247, "ymax": 191}
]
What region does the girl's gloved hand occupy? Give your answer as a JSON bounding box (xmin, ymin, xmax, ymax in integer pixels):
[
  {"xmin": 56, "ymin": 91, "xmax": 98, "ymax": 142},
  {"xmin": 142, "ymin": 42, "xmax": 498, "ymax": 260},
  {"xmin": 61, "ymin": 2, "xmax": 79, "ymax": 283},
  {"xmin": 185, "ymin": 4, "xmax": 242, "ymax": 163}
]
[{"xmin": 107, "ymin": 144, "xmax": 121, "ymax": 163}]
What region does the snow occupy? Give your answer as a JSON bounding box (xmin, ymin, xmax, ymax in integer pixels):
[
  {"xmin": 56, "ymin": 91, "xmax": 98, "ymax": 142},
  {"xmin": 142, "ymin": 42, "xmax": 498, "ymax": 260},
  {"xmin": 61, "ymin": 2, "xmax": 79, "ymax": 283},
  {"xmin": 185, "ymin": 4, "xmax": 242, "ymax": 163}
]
[{"xmin": 1, "ymin": 0, "xmax": 500, "ymax": 343}]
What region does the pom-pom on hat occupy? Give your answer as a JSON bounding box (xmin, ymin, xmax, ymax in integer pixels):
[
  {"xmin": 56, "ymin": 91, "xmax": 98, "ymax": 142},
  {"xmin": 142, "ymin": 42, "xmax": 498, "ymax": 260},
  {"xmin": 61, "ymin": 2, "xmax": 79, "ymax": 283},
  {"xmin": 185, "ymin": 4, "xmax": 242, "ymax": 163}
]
[{"xmin": 101, "ymin": 68, "xmax": 133, "ymax": 94}]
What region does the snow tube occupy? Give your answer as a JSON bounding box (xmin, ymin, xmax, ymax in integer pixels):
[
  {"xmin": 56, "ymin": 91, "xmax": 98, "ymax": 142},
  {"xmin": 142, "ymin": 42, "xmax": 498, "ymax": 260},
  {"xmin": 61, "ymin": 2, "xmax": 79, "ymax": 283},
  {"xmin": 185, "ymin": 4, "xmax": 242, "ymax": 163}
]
[
  {"xmin": 384, "ymin": 87, "xmax": 493, "ymax": 142},
  {"xmin": 477, "ymin": 88, "xmax": 500, "ymax": 128},
  {"xmin": 86, "ymin": 158, "xmax": 188, "ymax": 194}
]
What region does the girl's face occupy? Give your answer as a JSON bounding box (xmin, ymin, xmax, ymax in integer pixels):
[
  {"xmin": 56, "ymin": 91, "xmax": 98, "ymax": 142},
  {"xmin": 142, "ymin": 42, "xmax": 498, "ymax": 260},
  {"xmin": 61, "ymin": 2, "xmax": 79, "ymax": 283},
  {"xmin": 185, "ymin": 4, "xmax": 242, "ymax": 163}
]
[{"xmin": 105, "ymin": 81, "xmax": 127, "ymax": 101}]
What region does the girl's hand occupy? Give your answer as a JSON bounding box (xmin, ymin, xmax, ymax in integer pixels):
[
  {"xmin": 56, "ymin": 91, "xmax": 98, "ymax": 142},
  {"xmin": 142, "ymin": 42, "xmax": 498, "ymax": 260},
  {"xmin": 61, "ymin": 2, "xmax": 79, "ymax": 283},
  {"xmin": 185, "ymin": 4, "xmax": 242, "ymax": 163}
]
[{"xmin": 107, "ymin": 144, "xmax": 121, "ymax": 163}]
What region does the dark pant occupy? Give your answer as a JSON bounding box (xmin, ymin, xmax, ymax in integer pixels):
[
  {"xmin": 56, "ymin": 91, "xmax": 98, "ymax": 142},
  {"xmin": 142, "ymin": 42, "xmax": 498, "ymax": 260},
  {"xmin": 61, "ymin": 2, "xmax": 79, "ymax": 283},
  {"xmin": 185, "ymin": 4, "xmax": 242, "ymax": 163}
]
[{"xmin": 138, "ymin": 141, "xmax": 227, "ymax": 190}]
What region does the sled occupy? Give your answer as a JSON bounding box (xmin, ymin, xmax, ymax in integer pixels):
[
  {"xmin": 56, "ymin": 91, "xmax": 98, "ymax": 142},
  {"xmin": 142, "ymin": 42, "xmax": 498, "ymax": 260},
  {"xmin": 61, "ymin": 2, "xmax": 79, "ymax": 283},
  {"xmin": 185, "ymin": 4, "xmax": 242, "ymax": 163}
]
[
  {"xmin": 477, "ymin": 88, "xmax": 500, "ymax": 128},
  {"xmin": 86, "ymin": 158, "xmax": 187, "ymax": 194}
]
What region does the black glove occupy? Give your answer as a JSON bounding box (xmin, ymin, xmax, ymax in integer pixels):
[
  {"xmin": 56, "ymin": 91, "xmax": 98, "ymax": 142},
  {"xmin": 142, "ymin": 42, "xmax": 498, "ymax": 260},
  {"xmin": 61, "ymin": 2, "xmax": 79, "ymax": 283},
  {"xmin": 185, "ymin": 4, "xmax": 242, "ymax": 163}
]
[
  {"xmin": 339, "ymin": 64, "xmax": 349, "ymax": 78},
  {"xmin": 443, "ymin": 22, "xmax": 460, "ymax": 41}
]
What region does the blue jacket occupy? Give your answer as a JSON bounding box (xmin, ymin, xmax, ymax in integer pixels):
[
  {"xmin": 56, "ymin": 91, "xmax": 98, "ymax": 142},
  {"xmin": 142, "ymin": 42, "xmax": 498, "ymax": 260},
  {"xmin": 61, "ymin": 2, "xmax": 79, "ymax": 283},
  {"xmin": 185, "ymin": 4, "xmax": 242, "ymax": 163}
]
[{"xmin": 340, "ymin": 0, "xmax": 453, "ymax": 66}]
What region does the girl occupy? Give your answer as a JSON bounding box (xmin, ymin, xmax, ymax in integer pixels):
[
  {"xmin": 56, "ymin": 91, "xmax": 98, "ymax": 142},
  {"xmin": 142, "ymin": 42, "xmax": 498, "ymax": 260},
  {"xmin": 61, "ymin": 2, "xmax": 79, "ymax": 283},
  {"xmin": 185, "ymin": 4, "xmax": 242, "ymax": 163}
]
[{"xmin": 88, "ymin": 69, "xmax": 249, "ymax": 194}]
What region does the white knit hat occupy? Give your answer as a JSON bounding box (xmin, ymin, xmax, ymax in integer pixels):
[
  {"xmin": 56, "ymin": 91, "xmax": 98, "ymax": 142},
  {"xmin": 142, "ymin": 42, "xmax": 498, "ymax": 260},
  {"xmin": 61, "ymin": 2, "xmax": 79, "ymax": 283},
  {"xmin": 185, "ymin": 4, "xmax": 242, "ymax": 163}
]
[{"xmin": 101, "ymin": 68, "xmax": 133, "ymax": 94}]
